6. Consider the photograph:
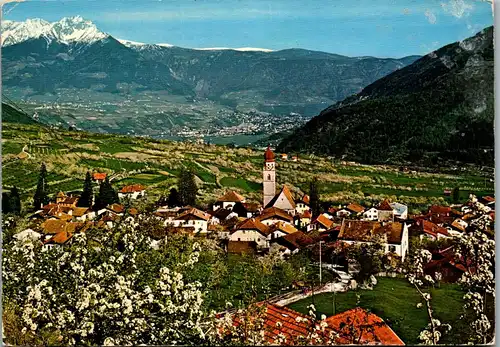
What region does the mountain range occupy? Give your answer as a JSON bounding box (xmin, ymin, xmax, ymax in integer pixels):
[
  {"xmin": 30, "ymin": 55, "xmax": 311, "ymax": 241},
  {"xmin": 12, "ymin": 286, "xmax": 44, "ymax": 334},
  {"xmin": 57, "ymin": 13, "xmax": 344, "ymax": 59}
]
[
  {"xmin": 2, "ymin": 16, "xmax": 419, "ymax": 121},
  {"xmin": 278, "ymin": 26, "xmax": 494, "ymax": 166}
]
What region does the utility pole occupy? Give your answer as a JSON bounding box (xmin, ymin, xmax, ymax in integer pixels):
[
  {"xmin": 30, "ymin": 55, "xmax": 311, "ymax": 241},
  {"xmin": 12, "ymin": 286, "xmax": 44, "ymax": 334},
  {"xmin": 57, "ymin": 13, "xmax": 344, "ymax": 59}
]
[{"xmin": 319, "ymin": 240, "xmax": 324, "ymax": 286}]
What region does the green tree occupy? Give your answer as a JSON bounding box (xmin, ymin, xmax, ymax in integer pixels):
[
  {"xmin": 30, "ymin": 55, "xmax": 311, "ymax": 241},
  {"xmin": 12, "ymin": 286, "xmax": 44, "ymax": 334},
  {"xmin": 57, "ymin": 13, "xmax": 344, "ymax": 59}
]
[
  {"xmin": 167, "ymin": 188, "xmax": 181, "ymax": 207},
  {"xmin": 178, "ymin": 169, "xmax": 197, "ymax": 206},
  {"xmin": 77, "ymin": 171, "xmax": 94, "ymax": 208},
  {"xmin": 33, "ymin": 163, "xmax": 48, "ymax": 210},
  {"xmin": 9, "ymin": 186, "xmax": 21, "ymax": 215},
  {"xmin": 94, "ymin": 176, "xmax": 118, "ymax": 210},
  {"xmin": 2, "ymin": 192, "xmax": 11, "ymax": 214},
  {"xmin": 309, "ymin": 180, "xmax": 321, "ymax": 218},
  {"xmin": 452, "ymin": 186, "xmax": 460, "ymax": 203}
]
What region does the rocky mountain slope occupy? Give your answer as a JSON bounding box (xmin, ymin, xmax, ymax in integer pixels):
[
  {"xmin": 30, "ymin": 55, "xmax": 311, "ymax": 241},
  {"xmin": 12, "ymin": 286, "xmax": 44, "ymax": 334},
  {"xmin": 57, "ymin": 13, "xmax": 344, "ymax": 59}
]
[{"xmin": 278, "ymin": 26, "xmax": 494, "ymax": 166}]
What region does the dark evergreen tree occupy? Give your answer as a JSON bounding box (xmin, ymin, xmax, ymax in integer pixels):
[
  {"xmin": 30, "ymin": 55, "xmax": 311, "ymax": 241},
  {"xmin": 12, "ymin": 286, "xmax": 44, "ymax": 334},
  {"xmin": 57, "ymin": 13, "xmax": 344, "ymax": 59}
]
[
  {"xmin": 9, "ymin": 186, "xmax": 21, "ymax": 215},
  {"xmin": 94, "ymin": 176, "xmax": 119, "ymax": 210},
  {"xmin": 452, "ymin": 186, "xmax": 460, "ymax": 203},
  {"xmin": 178, "ymin": 169, "xmax": 197, "ymax": 206},
  {"xmin": 33, "ymin": 163, "xmax": 48, "ymax": 209},
  {"xmin": 309, "ymin": 180, "xmax": 321, "ymax": 219},
  {"xmin": 78, "ymin": 171, "xmax": 94, "ymax": 207},
  {"xmin": 2, "ymin": 192, "xmax": 11, "ymax": 214},
  {"xmin": 167, "ymin": 188, "xmax": 181, "ymax": 207}
]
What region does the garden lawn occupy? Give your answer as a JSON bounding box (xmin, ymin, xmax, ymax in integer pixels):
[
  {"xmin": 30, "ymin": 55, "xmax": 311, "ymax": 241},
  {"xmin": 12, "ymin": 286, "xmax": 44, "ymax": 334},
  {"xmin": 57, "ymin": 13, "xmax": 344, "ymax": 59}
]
[{"xmin": 287, "ymin": 277, "xmax": 468, "ymax": 345}]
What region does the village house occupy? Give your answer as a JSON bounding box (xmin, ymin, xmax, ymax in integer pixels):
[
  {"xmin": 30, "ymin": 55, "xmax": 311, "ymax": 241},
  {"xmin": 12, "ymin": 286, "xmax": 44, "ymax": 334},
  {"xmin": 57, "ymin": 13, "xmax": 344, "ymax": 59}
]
[
  {"xmin": 257, "ymin": 207, "xmax": 294, "ymax": 226},
  {"xmin": 377, "ymin": 200, "xmax": 395, "ymax": 222},
  {"xmin": 168, "ymin": 207, "xmax": 211, "ymax": 234},
  {"xmin": 295, "ymin": 210, "xmax": 312, "ymax": 228},
  {"xmin": 390, "ymin": 202, "xmax": 408, "ymax": 220},
  {"xmin": 43, "ymin": 230, "xmax": 74, "ymax": 250},
  {"xmin": 295, "ymin": 194, "xmax": 310, "ymax": 215},
  {"xmin": 118, "ymin": 184, "xmax": 146, "ymax": 200},
  {"xmin": 92, "ymin": 172, "xmax": 107, "ymax": 184},
  {"xmin": 308, "ymin": 213, "xmax": 334, "ymax": 232},
  {"xmin": 208, "ymin": 208, "xmax": 238, "ymax": 225},
  {"xmin": 213, "ymin": 190, "xmax": 246, "ymax": 211},
  {"xmin": 227, "ymin": 240, "xmax": 258, "ymax": 255},
  {"xmin": 55, "ymin": 191, "xmax": 79, "ymax": 208},
  {"xmin": 362, "ymin": 207, "xmax": 378, "ymax": 221},
  {"xmin": 69, "ymin": 207, "xmax": 96, "ymax": 222},
  {"xmin": 424, "ymin": 246, "xmax": 467, "ymax": 283},
  {"xmin": 270, "ymin": 230, "xmax": 314, "ymax": 256},
  {"xmin": 337, "ymin": 220, "xmax": 409, "ymax": 261},
  {"xmin": 230, "ymin": 218, "xmax": 270, "ymax": 249},
  {"xmin": 265, "ymin": 185, "xmax": 296, "ymax": 216},
  {"xmin": 345, "ymin": 203, "xmax": 365, "ymax": 216},
  {"xmin": 232, "ymin": 201, "xmax": 260, "ymax": 218},
  {"xmin": 280, "ymin": 153, "xmax": 288, "ymax": 160},
  {"xmin": 267, "ymin": 221, "xmax": 299, "ymax": 241},
  {"xmin": 414, "ymin": 220, "xmax": 450, "ymax": 241}
]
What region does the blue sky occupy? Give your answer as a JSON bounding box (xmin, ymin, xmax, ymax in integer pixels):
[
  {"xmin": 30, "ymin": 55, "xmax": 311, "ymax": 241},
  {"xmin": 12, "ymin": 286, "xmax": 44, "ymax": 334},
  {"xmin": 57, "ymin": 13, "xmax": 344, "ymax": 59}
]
[{"xmin": 3, "ymin": 0, "xmax": 493, "ymax": 57}]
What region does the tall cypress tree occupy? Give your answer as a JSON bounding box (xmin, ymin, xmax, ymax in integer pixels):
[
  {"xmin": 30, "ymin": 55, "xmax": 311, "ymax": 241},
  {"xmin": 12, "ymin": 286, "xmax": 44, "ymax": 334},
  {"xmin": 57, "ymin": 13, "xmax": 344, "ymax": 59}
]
[
  {"xmin": 33, "ymin": 163, "xmax": 48, "ymax": 209},
  {"xmin": 94, "ymin": 176, "xmax": 119, "ymax": 210},
  {"xmin": 9, "ymin": 186, "xmax": 21, "ymax": 215},
  {"xmin": 167, "ymin": 188, "xmax": 181, "ymax": 207},
  {"xmin": 2, "ymin": 192, "xmax": 11, "ymax": 214},
  {"xmin": 78, "ymin": 171, "xmax": 94, "ymax": 207},
  {"xmin": 309, "ymin": 180, "xmax": 321, "ymax": 219},
  {"xmin": 178, "ymin": 169, "xmax": 197, "ymax": 206}
]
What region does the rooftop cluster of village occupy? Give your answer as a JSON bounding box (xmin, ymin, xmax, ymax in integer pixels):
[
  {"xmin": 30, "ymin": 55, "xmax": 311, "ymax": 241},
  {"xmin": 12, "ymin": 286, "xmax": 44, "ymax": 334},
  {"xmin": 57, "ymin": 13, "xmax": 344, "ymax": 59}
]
[{"xmin": 19, "ymin": 148, "xmax": 494, "ymax": 276}]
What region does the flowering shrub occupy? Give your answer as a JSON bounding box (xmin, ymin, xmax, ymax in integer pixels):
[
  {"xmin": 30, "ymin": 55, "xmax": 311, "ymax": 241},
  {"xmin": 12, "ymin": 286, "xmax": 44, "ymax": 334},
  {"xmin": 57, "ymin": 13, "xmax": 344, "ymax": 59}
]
[
  {"xmin": 3, "ymin": 216, "xmax": 208, "ymax": 345},
  {"xmin": 453, "ymin": 197, "xmax": 495, "ymax": 344},
  {"xmin": 405, "ymin": 249, "xmax": 451, "ymax": 345}
]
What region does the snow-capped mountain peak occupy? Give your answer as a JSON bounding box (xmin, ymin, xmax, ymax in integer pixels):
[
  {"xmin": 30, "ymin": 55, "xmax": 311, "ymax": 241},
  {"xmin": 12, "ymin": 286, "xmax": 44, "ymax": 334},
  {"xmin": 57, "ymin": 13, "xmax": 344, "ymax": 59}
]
[{"xmin": 1, "ymin": 16, "xmax": 108, "ymax": 46}]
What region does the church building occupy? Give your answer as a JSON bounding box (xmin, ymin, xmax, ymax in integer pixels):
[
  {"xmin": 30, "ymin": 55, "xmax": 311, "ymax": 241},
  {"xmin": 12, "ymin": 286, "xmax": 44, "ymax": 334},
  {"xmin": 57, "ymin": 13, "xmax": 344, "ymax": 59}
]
[{"xmin": 262, "ymin": 147, "xmax": 296, "ymax": 215}]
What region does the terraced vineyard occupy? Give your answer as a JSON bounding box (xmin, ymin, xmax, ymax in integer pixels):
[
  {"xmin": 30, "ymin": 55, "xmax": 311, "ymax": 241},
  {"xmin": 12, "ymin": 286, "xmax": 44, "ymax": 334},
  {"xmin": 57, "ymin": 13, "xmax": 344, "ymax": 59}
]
[{"xmin": 2, "ymin": 122, "xmax": 494, "ymax": 212}]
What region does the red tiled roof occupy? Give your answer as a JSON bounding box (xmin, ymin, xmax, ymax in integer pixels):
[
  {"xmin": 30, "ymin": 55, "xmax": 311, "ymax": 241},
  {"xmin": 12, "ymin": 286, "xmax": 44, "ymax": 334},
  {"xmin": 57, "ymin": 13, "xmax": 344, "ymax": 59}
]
[
  {"xmin": 481, "ymin": 195, "xmax": 495, "ymax": 203},
  {"xmin": 268, "ymin": 221, "xmax": 299, "ymax": 235},
  {"xmin": 228, "ymin": 241, "xmax": 257, "ymax": 254},
  {"xmin": 120, "ymin": 184, "xmax": 145, "ymax": 193},
  {"xmin": 300, "ymin": 210, "xmax": 312, "ymax": 219},
  {"xmin": 217, "ymin": 190, "xmax": 245, "ymax": 202},
  {"xmin": 233, "ymin": 218, "xmax": 270, "ymax": 236},
  {"xmin": 421, "ymin": 220, "xmax": 449, "ymax": 238},
  {"xmin": 44, "ymin": 231, "xmax": 73, "ymax": 245},
  {"xmin": 325, "ymin": 308, "xmax": 405, "ymax": 345},
  {"xmin": 346, "ymin": 203, "xmax": 365, "ymax": 214},
  {"xmin": 429, "ymin": 205, "xmax": 451, "ymax": 215},
  {"xmin": 378, "ymin": 200, "xmax": 393, "ymax": 211},
  {"xmin": 275, "ymin": 231, "xmax": 314, "ymax": 251},
  {"xmin": 338, "ymin": 220, "xmax": 404, "ymax": 244},
  {"xmin": 175, "ymin": 207, "xmax": 211, "ymax": 221},
  {"xmin": 258, "ymin": 207, "xmax": 294, "ymax": 223},
  {"xmin": 302, "ymin": 195, "xmax": 310, "ymax": 205},
  {"xmin": 313, "ymin": 214, "xmax": 334, "ymax": 229},
  {"xmin": 108, "ymin": 203, "xmax": 125, "ymax": 214},
  {"xmin": 93, "ymin": 172, "xmax": 107, "ymax": 180}
]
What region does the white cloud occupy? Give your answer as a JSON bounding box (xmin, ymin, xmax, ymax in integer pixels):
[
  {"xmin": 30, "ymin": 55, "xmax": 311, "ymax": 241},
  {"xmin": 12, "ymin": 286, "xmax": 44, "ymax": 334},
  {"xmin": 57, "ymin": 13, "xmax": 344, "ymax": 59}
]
[
  {"xmin": 440, "ymin": 0, "xmax": 474, "ymax": 18},
  {"xmin": 425, "ymin": 9, "xmax": 437, "ymax": 24}
]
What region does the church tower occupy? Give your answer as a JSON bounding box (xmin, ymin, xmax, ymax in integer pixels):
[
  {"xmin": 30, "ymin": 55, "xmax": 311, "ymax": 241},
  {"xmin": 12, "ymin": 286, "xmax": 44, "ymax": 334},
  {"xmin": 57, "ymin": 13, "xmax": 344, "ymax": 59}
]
[{"xmin": 263, "ymin": 146, "xmax": 276, "ymax": 208}]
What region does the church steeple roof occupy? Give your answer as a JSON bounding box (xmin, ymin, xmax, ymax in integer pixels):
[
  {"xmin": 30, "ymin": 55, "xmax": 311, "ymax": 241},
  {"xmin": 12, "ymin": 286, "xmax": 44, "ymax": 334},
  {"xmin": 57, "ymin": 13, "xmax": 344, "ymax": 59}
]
[{"xmin": 264, "ymin": 146, "xmax": 275, "ymax": 162}]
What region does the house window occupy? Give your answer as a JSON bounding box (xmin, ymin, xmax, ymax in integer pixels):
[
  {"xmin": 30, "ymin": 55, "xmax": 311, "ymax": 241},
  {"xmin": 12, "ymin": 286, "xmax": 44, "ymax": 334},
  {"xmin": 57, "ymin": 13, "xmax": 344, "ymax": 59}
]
[
  {"xmin": 389, "ymin": 245, "xmax": 397, "ymax": 253},
  {"xmin": 267, "ymin": 174, "xmax": 271, "ymax": 180},
  {"xmin": 238, "ymin": 238, "xmax": 241, "ymax": 241}
]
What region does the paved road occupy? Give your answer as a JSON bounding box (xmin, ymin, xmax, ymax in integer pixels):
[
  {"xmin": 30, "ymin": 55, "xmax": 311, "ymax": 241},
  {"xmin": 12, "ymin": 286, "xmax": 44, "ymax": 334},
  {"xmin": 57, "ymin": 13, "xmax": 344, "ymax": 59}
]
[{"xmin": 270, "ymin": 268, "xmax": 352, "ymax": 307}]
